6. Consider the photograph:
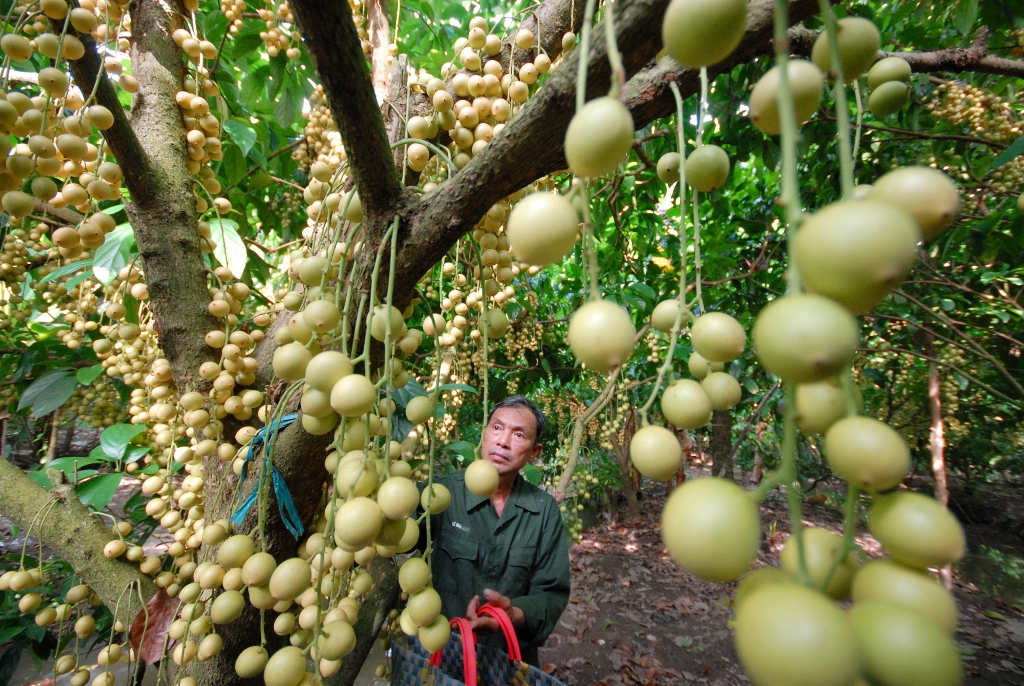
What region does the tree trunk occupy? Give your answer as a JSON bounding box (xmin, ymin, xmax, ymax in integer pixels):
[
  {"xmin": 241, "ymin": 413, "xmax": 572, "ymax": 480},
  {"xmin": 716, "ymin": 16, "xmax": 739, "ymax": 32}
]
[
  {"xmin": 45, "ymin": 411, "xmax": 59, "ymax": 464},
  {"xmin": 610, "ymin": 417, "xmax": 640, "ymax": 522},
  {"xmin": 711, "ymin": 411, "xmax": 734, "ymax": 481},
  {"xmin": 59, "ymin": 420, "xmax": 75, "ymax": 457},
  {"xmin": 925, "ymin": 334, "xmax": 953, "ymax": 590}
]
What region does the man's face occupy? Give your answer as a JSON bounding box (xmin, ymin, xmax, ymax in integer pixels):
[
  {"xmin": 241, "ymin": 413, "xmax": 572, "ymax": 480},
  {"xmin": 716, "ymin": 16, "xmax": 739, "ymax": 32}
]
[{"xmin": 481, "ymin": 406, "xmax": 542, "ymax": 477}]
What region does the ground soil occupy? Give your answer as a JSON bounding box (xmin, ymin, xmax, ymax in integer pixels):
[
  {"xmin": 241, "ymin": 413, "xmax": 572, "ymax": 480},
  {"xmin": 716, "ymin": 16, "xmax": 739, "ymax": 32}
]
[{"xmin": 537, "ymin": 465, "xmax": 1024, "ymax": 686}]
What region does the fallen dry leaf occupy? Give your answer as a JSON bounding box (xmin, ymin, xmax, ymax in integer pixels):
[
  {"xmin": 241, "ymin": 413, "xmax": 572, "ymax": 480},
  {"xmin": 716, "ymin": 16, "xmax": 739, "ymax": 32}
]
[{"xmin": 129, "ymin": 588, "xmax": 177, "ymax": 665}]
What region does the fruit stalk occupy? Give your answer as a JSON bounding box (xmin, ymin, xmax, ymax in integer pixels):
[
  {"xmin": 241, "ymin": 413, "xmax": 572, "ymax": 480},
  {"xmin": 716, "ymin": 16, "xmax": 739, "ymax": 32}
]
[
  {"xmin": 574, "ymin": 0, "xmax": 599, "ymax": 113},
  {"xmin": 772, "ymin": 0, "xmax": 804, "ymax": 294},
  {"xmin": 820, "ymin": 482, "xmax": 860, "ymax": 592},
  {"xmin": 816, "ymin": 0, "xmax": 855, "ymax": 198},
  {"xmin": 602, "ymin": 0, "xmax": 625, "ymax": 97},
  {"xmin": 852, "ymin": 80, "xmax": 864, "ymax": 164}
]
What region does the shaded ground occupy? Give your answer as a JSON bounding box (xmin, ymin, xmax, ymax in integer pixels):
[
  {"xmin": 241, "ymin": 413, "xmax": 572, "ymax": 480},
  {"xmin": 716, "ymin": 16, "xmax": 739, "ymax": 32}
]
[{"xmin": 539, "ymin": 466, "xmax": 1024, "ymax": 686}]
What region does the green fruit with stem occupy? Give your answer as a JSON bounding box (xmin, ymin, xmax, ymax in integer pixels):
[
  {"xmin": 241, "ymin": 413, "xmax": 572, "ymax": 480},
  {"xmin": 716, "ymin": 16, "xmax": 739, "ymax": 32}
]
[
  {"xmin": 753, "ymin": 294, "xmax": 859, "ymax": 384},
  {"xmin": 868, "ymin": 492, "xmax": 965, "ymax": 569},
  {"xmin": 505, "ymin": 192, "xmax": 580, "ymax": 266},
  {"xmin": 749, "ymin": 59, "xmax": 825, "ymax": 135},
  {"xmin": 662, "ymin": 0, "xmax": 748, "ymax": 68},
  {"xmin": 629, "ymin": 425, "xmax": 682, "ymax": 481},
  {"xmin": 564, "ymin": 97, "xmax": 635, "ymax": 178},
  {"xmin": 868, "ymin": 81, "xmax": 910, "ymax": 117},
  {"xmin": 825, "ymin": 416, "xmax": 910, "ymax": 491},
  {"xmin": 567, "ymin": 300, "xmax": 636, "ymax": 372},
  {"xmin": 701, "ymin": 372, "xmax": 742, "ymax": 411},
  {"xmin": 662, "ymin": 379, "xmax": 713, "ymax": 429},
  {"xmin": 657, "ymin": 152, "xmax": 681, "ymax": 183},
  {"xmin": 852, "ymin": 560, "xmax": 958, "ymax": 635},
  {"xmin": 690, "ymin": 311, "xmax": 745, "ymax": 362},
  {"xmin": 795, "ymin": 380, "xmax": 855, "ymax": 435},
  {"xmin": 868, "ymin": 166, "xmax": 960, "ymax": 239},
  {"xmin": 687, "ymin": 351, "xmax": 723, "ymax": 380},
  {"xmin": 811, "ymin": 17, "xmax": 881, "ymax": 83},
  {"xmin": 867, "ymin": 56, "xmax": 912, "ymax": 89},
  {"xmin": 780, "ymin": 527, "xmax": 859, "ymax": 599},
  {"xmin": 685, "ymin": 144, "xmax": 730, "ymax": 192},
  {"xmin": 850, "ymin": 601, "xmax": 962, "ymax": 686},
  {"xmin": 651, "ymin": 299, "xmax": 686, "ymax": 333}
]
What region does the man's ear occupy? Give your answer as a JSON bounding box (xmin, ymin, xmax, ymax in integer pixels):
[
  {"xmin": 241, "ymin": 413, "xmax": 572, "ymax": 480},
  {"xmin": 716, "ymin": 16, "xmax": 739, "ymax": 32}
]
[{"xmin": 531, "ymin": 443, "xmax": 542, "ymax": 460}]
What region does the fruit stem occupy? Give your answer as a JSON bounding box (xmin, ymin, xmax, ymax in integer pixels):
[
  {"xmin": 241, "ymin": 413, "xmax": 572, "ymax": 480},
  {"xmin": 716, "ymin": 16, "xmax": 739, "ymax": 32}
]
[
  {"xmin": 554, "ymin": 365, "xmax": 621, "ymax": 500},
  {"xmin": 603, "ymin": 0, "xmax": 625, "ymax": 98},
  {"xmin": 852, "ymin": 80, "xmax": 864, "ymax": 168},
  {"xmin": 476, "ymin": 242, "xmax": 490, "ymax": 457},
  {"xmin": 821, "ymin": 482, "xmax": 859, "ymax": 593},
  {"xmin": 696, "ymin": 67, "xmax": 709, "ymax": 146},
  {"xmin": 817, "ymin": 0, "xmax": 855, "ymax": 198},
  {"xmin": 577, "ymin": 180, "xmax": 602, "ymax": 301},
  {"xmin": 780, "ymin": 382, "xmax": 812, "ymax": 585},
  {"xmin": 842, "ymin": 367, "xmax": 859, "ymax": 417},
  {"xmin": 363, "ymin": 220, "xmax": 398, "ymax": 379},
  {"xmin": 772, "ymin": 0, "xmax": 804, "ymax": 295},
  {"xmin": 574, "ymin": 0, "xmax": 599, "ymax": 113}
]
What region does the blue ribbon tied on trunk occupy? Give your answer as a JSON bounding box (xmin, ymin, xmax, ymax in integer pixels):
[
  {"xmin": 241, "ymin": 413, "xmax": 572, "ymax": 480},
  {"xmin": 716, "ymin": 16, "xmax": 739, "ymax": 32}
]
[{"xmin": 230, "ymin": 413, "xmax": 305, "ymax": 538}]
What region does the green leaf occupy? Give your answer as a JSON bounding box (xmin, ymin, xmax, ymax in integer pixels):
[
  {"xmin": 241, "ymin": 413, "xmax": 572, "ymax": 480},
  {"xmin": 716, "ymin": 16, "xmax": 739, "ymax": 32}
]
[
  {"xmin": 991, "ymin": 134, "xmax": 1024, "ymax": 170},
  {"xmin": 393, "ymin": 377, "xmax": 428, "ymax": 408},
  {"xmin": 122, "ymin": 291, "xmax": 139, "ymax": 324},
  {"xmin": 37, "ymin": 259, "xmax": 93, "ymax": 284},
  {"xmin": 124, "ymin": 445, "xmax": 151, "ymax": 464},
  {"xmin": 63, "ymin": 270, "xmax": 93, "ymax": 293},
  {"xmin": 954, "ymin": 0, "xmax": 978, "ymax": 34},
  {"xmin": 630, "ymin": 282, "xmax": 657, "ymax": 300},
  {"xmin": 75, "ymin": 472, "xmax": 123, "ymax": 510},
  {"xmin": 17, "ymin": 368, "xmax": 77, "ymax": 416},
  {"xmin": 437, "ymin": 383, "xmax": 478, "ymax": 395},
  {"xmin": 92, "ymin": 224, "xmax": 135, "ymax": 285},
  {"xmin": 221, "ymin": 142, "xmax": 248, "ymax": 185},
  {"xmin": 76, "ymin": 364, "xmax": 104, "ymax": 384},
  {"xmin": 523, "ymin": 464, "xmax": 542, "ymax": 485},
  {"xmin": 224, "ymin": 120, "xmax": 258, "ymax": 157},
  {"xmin": 209, "ymin": 218, "xmax": 247, "ymax": 279},
  {"xmin": 100, "ymin": 423, "xmax": 147, "ymax": 461}
]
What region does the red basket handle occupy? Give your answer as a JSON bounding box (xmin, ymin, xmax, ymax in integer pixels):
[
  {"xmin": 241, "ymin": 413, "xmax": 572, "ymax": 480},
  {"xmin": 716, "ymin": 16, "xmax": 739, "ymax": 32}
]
[
  {"xmin": 477, "ymin": 602, "xmax": 523, "ymax": 663},
  {"xmin": 429, "ymin": 616, "xmax": 477, "ymax": 686}
]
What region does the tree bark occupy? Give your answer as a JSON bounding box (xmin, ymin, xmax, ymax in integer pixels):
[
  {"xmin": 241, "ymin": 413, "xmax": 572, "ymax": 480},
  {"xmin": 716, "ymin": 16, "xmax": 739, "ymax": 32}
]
[
  {"xmin": 711, "ymin": 410, "xmax": 734, "ymax": 481},
  {"xmin": 0, "ymin": 458, "xmax": 158, "ymax": 625},
  {"xmin": 924, "ymin": 333, "xmax": 953, "ymax": 590}
]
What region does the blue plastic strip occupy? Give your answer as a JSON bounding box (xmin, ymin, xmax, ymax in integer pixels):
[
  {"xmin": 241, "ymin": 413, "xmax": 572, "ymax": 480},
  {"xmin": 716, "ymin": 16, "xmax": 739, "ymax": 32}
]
[{"xmin": 230, "ymin": 413, "xmax": 303, "ymax": 538}]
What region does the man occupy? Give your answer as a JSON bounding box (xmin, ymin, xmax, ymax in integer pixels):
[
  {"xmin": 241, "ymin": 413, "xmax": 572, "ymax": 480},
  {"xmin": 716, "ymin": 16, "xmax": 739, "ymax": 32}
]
[{"xmin": 420, "ymin": 395, "xmax": 570, "ymax": 666}]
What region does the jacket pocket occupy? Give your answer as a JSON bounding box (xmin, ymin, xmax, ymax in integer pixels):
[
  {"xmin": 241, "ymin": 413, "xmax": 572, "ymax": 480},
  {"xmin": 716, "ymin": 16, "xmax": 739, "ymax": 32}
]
[{"xmin": 434, "ymin": 534, "xmax": 478, "ymax": 592}]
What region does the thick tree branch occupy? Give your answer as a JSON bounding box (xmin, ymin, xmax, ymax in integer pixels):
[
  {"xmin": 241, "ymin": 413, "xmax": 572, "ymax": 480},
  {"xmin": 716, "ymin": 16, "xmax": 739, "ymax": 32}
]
[
  {"xmin": 496, "ymin": 0, "xmax": 586, "ymax": 74},
  {"xmin": 0, "ymin": 458, "xmax": 158, "ymax": 625},
  {"xmin": 33, "ymin": 198, "xmax": 85, "ymax": 226},
  {"xmin": 290, "ymin": 0, "xmax": 403, "ymax": 223},
  {"xmin": 367, "ymin": 0, "xmax": 393, "ymax": 104}
]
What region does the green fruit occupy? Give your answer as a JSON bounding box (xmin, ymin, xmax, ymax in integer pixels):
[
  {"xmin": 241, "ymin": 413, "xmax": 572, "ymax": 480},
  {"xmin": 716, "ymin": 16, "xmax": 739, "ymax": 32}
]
[
  {"xmin": 687, "ymin": 351, "xmax": 723, "ymax": 380},
  {"xmin": 486, "ymin": 309, "xmax": 510, "ymax": 338},
  {"xmin": 567, "ymin": 300, "xmax": 636, "ymax": 372},
  {"xmin": 272, "ymin": 342, "xmax": 312, "ymax": 382},
  {"xmin": 753, "ymin": 294, "xmax": 859, "ymax": 384},
  {"xmin": 2, "ymin": 191, "xmax": 35, "ymax": 218},
  {"xmin": 868, "ymin": 81, "xmax": 910, "ymax": 117},
  {"xmin": 733, "ymin": 567, "xmax": 799, "ymax": 612},
  {"xmin": 406, "ymin": 395, "xmax": 434, "ymax": 424},
  {"xmin": 651, "ymin": 299, "xmax": 686, "ymax": 333},
  {"xmin": 690, "ymin": 312, "xmax": 745, "ymax": 362},
  {"xmin": 749, "ymin": 59, "xmax": 825, "ymax": 135},
  {"xmin": 377, "ymin": 476, "xmax": 420, "ymax": 520},
  {"xmin": 629, "ymin": 425, "xmax": 682, "ymax": 481},
  {"xmin": 564, "ymin": 97, "xmax": 635, "ymax": 178},
  {"xmin": 657, "ymin": 152, "xmax": 681, "ymax": 183},
  {"xmin": 330, "ymin": 373, "xmax": 377, "ymax": 417},
  {"xmin": 662, "ymin": 379, "xmax": 713, "ymax": 429},
  {"xmin": 217, "ymin": 534, "xmax": 255, "ymax": 568},
  {"xmin": 301, "ymin": 388, "xmax": 333, "ymax": 418},
  {"xmin": 868, "ymin": 166, "xmax": 960, "ymax": 239},
  {"xmin": 868, "ymin": 492, "xmax": 965, "ymax": 569},
  {"xmin": 825, "ymin": 416, "xmax": 910, "ymax": 491},
  {"xmin": 370, "ymin": 305, "xmax": 406, "ymax": 342},
  {"xmin": 867, "ymin": 56, "xmax": 912, "ymax": 89},
  {"xmin": 334, "ymin": 497, "xmax": 383, "ymax": 550},
  {"xmin": 795, "ymin": 380, "xmax": 858, "ymax": 434},
  {"xmin": 780, "ymin": 527, "xmax": 859, "ymax": 599},
  {"xmin": 685, "ymin": 144, "xmax": 730, "ymax": 192},
  {"xmin": 235, "ymin": 645, "xmax": 269, "ymax": 678},
  {"xmin": 263, "ymin": 646, "xmax": 307, "ymax": 686},
  {"xmin": 735, "ymin": 584, "xmax": 862, "ymax": 686},
  {"xmin": 418, "ymin": 614, "xmax": 451, "ymax": 653},
  {"xmin": 506, "ymin": 192, "xmax": 580, "ymax": 266},
  {"xmin": 465, "ymin": 459, "xmax": 499, "ymax": 497},
  {"xmin": 793, "ymin": 199, "xmax": 921, "ymax": 314},
  {"xmin": 662, "ymin": 0, "xmax": 747, "ymax": 68},
  {"xmin": 211, "ymin": 590, "xmax": 245, "ymax": 625},
  {"xmin": 396, "ymin": 517, "xmax": 421, "ymax": 552},
  {"xmin": 661, "ymin": 477, "xmax": 760, "ymax": 581},
  {"xmin": 408, "ymin": 587, "xmax": 442, "ymax": 627},
  {"xmin": 811, "ymin": 17, "xmax": 881, "ymax": 82},
  {"xmin": 268, "ymin": 557, "xmax": 311, "ymax": 601},
  {"xmin": 399, "ymin": 557, "xmax": 431, "ymax": 595},
  {"xmin": 701, "ymin": 372, "xmax": 742, "ymax": 411},
  {"xmin": 850, "ymin": 601, "xmax": 962, "ymax": 686},
  {"xmin": 297, "ymin": 255, "xmax": 327, "ymax": 287},
  {"xmin": 852, "ymin": 560, "xmax": 958, "ymax": 635},
  {"xmin": 303, "ymin": 300, "xmax": 340, "ymax": 334}
]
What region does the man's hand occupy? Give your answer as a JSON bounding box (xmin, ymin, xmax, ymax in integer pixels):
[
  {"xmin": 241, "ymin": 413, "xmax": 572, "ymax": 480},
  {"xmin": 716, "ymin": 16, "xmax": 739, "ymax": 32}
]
[{"xmin": 465, "ymin": 589, "xmax": 526, "ymax": 635}]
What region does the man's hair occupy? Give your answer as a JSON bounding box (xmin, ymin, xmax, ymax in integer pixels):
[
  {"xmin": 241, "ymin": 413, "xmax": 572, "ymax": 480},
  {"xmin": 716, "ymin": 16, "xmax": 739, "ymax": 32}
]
[{"xmin": 486, "ymin": 395, "xmax": 547, "ymax": 445}]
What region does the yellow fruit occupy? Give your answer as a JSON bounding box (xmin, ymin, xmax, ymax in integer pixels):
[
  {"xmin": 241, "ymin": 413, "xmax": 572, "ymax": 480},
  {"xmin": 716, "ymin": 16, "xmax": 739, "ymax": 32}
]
[
  {"xmin": 690, "ymin": 312, "xmax": 745, "ymax": 362},
  {"xmin": 687, "ymin": 351, "xmax": 723, "ymax": 380},
  {"xmin": 752, "ymin": 294, "xmax": 859, "ymax": 384},
  {"xmin": 1, "ymin": 34, "xmax": 33, "ymax": 61},
  {"xmin": 868, "ymin": 492, "xmax": 965, "ymax": 569},
  {"xmin": 825, "ymin": 416, "xmax": 910, "ymax": 491},
  {"xmin": 268, "ymin": 557, "xmax": 311, "ymax": 601},
  {"xmin": 629, "ymin": 425, "xmax": 682, "ymax": 481},
  {"xmin": 735, "ymin": 584, "xmax": 862, "ymax": 686},
  {"xmin": 701, "ymin": 371, "xmax": 742, "ymax": 411},
  {"xmin": 657, "ymin": 152, "xmax": 681, "ymax": 183},
  {"xmin": 272, "ymin": 342, "xmax": 312, "ymax": 381},
  {"xmin": 370, "ymin": 305, "xmax": 406, "ymax": 342},
  {"xmin": 868, "ymin": 166, "xmax": 960, "ymax": 239},
  {"xmin": 793, "ymin": 200, "xmax": 921, "ymax": 314},
  {"xmin": 241, "ymin": 552, "xmax": 277, "ymax": 587},
  {"xmin": 210, "ymin": 590, "xmax": 245, "ymax": 624},
  {"xmin": 263, "ymin": 646, "xmax": 307, "ymax": 686},
  {"xmin": 661, "ymin": 478, "xmax": 759, "ymax": 581},
  {"xmin": 567, "ymin": 300, "xmax": 636, "ymax": 372},
  {"xmin": 868, "ymin": 81, "xmax": 910, "ymax": 117},
  {"xmin": 408, "ymin": 587, "xmax": 442, "ymax": 626},
  {"xmin": 303, "ymin": 300, "xmax": 340, "ymax": 334},
  {"xmin": 662, "ymin": 0, "xmax": 747, "ymax": 68},
  {"xmin": 2, "ymin": 191, "xmax": 35, "ymax": 218},
  {"xmin": 564, "ymin": 97, "xmax": 635, "ymax": 178},
  {"xmin": 396, "ymin": 518, "xmax": 421, "ymax": 553},
  {"xmin": 780, "ymin": 527, "xmax": 859, "ymax": 599},
  {"xmin": 334, "ymin": 497, "xmax": 383, "ymax": 549},
  {"xmin": 795, "ymin": 380, "xmax": 850, "ymax": 434},
  {"xmin": 418, "ymin": 614, "xmax": 451, "ymax": 653},
  {"xmin": 867, "ymin": 56, "xmax": 912, "ymax": 89},
  {"xmin": 405, "ymin": 395, "xmax": 434, "ymax": 424},
  {"xmin": 651, "ymin": 299, "xmax": 687, "ymax": 333},
  {"xmin": 235, "ymin": 645, "xmax": 269, "ymax": 678},
  {"xmin": 38, "ymin": 67, "xmax": 69, "ymax": 95},
  {"xmin": 465, "ymin": 459, "xmax": 499, "ymax": 497},
  {"xmin": 850, "ymin": 601, "xmax": 962, "ymax": 686},
  {"xmin": 330, "ymin": 373, "xmax": 377, "ymax": 417},
  {"xmin": 811, "ymin": 17, "xmax": 881, "ymax": 82},
  {"xmin": 304, "ymin": 352, "xmax": 353, "ymax": 394},
  {"xmin": 852, "ymin": 560, "xmax": 958, "ymax": 635},
  {"xmin": 421, "ymin": 483, "xmax": 451, "ymax": 514},
  {"xmin": 319, "ymin": 620, "xmax": 356, "ymax": 660},
  {"xmin": 218, "ymin": 534, "xmax": 255, "ymax": 568},
  {"xmin": 335, "ymin": 454, "xmax": 379, "ymax": 497},
  {"xmin": 301, "ymin": 388, "xmax": 333, "ymax": 418},
  {"xmin": 505, "ymin": 192, "xmax": 580, "ymax": 266},
  {"xmin": 661, "ymin": 379, "xmax": 713, "ymax": 429},
  {"xmin": 399, "ymin": 558, "xmax": 431, "ymax": 594},
  {"xmin": 733, "ymin": 567, "xmax": 799, "ymax": 612},
  {"xmin": 685, "ymin": 144, "xmax": 730, "ymax": 192},
  {"xmin": 377, "ymin": 476, "xmax": 420, "ymax": 520},
  {"xmin": 749, "ymin": 59, "xmax": 825, "ymax": 135}
]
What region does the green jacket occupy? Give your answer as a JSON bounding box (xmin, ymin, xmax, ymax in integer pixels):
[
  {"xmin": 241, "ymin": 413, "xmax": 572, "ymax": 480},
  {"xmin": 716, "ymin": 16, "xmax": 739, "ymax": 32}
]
[{"xmin": 418, "ymin": 471, "xmax": 571, "ymax": 666}]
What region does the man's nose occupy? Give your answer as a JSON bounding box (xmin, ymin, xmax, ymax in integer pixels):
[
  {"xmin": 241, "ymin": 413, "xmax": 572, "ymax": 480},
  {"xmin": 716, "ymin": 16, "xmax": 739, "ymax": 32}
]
[{"xmin": 495, "ymin": 428, "xmax": 512, "ymax": 447}]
